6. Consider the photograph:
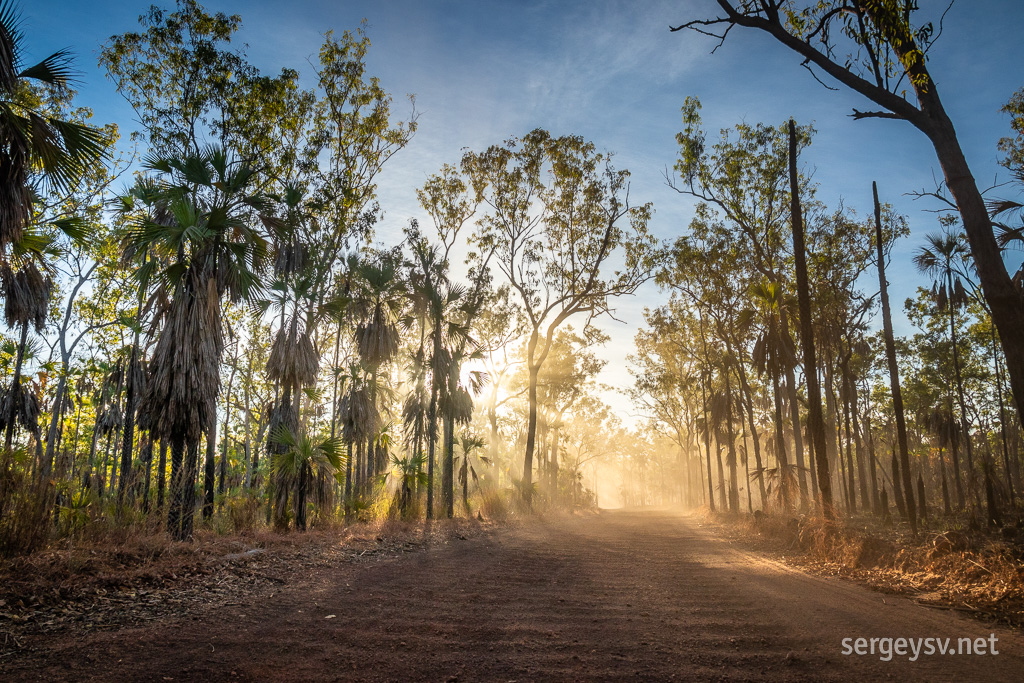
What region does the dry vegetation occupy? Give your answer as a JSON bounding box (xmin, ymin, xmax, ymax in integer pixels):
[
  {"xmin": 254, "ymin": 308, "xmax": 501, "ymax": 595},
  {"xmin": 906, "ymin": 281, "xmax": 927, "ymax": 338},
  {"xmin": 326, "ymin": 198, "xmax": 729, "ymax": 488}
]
[
  {"xmin": 0, "ymin": 515, "xmax": 511, "ymax": 655},
  {"xmin": 702, "ymin": 509, "xmax": 1024, "ymax": 628}
]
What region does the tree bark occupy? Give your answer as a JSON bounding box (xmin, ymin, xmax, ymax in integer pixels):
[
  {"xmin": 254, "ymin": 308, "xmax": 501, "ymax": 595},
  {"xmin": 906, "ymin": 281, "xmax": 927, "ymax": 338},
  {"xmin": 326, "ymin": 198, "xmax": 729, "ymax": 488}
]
[
  {"xmin": 789, "ymin": 120, "xmax": 833, "ymax": 518},
  {"xmin": 4, "ymin": 323, "xmax": 29, "ymax": 450},
  {"xmin": 873, "ymin": 182, "xmax": 917, "ymax": 533}
]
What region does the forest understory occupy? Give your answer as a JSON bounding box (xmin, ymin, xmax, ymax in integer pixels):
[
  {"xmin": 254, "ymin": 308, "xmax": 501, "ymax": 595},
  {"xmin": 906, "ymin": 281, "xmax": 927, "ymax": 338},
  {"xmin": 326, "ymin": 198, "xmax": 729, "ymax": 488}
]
[
  {"xmin": 700, "ymin": 509, "xmax": 1024, "ymax": 630},
  {"xmin": 0, "ymin": 516, "xmax": 505, "ymax": 656}
]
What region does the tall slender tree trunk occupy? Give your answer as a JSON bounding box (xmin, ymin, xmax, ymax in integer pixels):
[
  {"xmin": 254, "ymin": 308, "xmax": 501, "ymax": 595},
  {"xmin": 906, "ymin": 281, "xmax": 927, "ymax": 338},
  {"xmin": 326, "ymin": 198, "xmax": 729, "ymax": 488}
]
[
  {"xmin": 736, "ymin": 356, "xmax": 767, "ymax": 507},
  {"xmin": 714, "ymin": 430, "xmax": 727, "ymax": 512},
  {"xmin": 990, "ymin": 324, "xmax": 1016, "ymax": 505},
  {"xmin": 840, "ymin": 353, "xmax": 857, "ymax": 514},
  {"xmin": 939, "ymin": 444, "xmax": 952, "ymax": 516},
  {"xmin": 700, "ymin": 369, "xmax": 715, "ymax": 513},
  {"xmin": 862, "ymin": 392, "xmax": 881, "ymax": 514},
  {"xmin": 697, "ymin": 313, "xmax": 716, "ymax": 512},
  {"xmin": 771, "ymin": 368, "xmax": 791, "ymax": 510},
  {"xmin": 219, "ymin": 361, "xmax": 237, "ymax": 506},
  {"xmin": 522, "ymin": 333, "xmax": 541, "ymax": 510},
  {"xmin": 947, "ymin": 272, "xmax": 980, "ymax": 513},
  {"xmin": 4, "ymin": 323, "xmax": 29, "ymax": 450},
  {"xmin": 724, "ymin": 363, "xmax": 739, "ymax": 512},
  {"xmin": 426, "ymin": 340, "xmax": 442, "ymax": 519},
  {"xmin": 778, "ymin": 310, "xmax": 810, "ymax": 507},
  {"xmin": 948, "ymin": 395, "xmax": 966, "ymax": 510},
  {"xmin": 789, "ymin": 120, "xmax": 833, "ymax": 518},
  {"xmin": 179, "ymin": 441, "xmax": 199, "ymax": 540},
  {"xmin": 849, "ymin": 376, "xmax": 871, "ymax": 510},
  {"xmin": 442, "ymin": 362, "xmax": 457, "ymax": 518},
  {"xmin": 872, "ymin": 182, "xmax": 917, "ymax": 534},
  {"xmin": 42, "ymin": 373, "xmax": 68, "ymax": 476},
  {"xmin": 116, "ymin": 339, "xmax": 140, "ymax": 509}
]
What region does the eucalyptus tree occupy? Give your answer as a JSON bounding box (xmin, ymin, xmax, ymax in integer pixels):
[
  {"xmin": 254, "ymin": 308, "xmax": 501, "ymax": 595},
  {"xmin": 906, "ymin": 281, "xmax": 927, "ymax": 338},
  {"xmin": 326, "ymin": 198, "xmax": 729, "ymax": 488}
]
[
  {"xmin": 472, "ymin": 285, "xmax": 524, "ymax": 480},
  {"xmin": 629, "ymin": 305, "xmax": 705, "ymax": 508},
  {"xmin": 532, "ymin": 326, "xmax": 608, "ymax": 496},
  {"xmin": 671, "ymin": 100, "xmax": 814, "ymax": 504},
  {"xmin": 672, "ymin": 2, "xmax": 1024, "ymax": 441},
  {"xmin": 464, "ymin": 129, "xmax": 658, "ymax": 508},
  {"xmin": 807, "ymin": 205, "xmax": 882, "ymax": 513},
  {"xmin": 100, "ymin": 0, "xmax": 299, "ymax": 168},
  {"xmin": 123, "ymin": 147, "xmax": 271, "ymax": 541}
]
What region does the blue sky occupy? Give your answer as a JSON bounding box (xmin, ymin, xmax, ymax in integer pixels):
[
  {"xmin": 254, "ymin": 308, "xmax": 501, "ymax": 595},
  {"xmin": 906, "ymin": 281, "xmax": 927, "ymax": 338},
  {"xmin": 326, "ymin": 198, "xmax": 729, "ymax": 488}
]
[{"xmin": 27, "ymin": 0, "xmax": 1024, "ymax": 424}]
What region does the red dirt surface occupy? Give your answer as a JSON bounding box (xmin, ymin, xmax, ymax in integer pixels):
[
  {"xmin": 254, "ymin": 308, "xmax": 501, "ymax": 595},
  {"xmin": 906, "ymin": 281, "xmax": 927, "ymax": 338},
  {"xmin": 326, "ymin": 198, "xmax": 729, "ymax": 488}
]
[{"xmin": 2, "ymin": 509, "xmax": 1022, "ymax": 681}]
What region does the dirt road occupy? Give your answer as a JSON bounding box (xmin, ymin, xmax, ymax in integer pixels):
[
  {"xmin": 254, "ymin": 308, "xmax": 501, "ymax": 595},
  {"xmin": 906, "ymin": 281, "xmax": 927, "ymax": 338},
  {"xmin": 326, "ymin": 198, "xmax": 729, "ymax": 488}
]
[{"xmin": 3, "ymin": 509, "xmax": 1022, "ymax": 681}]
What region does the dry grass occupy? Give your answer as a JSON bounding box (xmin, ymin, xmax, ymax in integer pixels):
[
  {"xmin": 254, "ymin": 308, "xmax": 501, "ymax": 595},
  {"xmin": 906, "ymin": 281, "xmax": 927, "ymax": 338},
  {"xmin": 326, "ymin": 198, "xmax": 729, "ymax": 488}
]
[
  {"xmin": 0, "ymin": 512, "xmax": 509, "ymax": 651},
  {"xmin": 709, "ymin": 510, "xmax": 1024, "ymax": 627}
]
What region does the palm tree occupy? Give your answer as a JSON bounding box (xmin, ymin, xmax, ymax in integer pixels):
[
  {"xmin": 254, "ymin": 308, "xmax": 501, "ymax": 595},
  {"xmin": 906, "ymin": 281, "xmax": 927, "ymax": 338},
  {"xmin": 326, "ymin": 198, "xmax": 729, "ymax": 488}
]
[
  {"xmin": 352, "ymin": 255, "xmax": 404, "ymax": 486},
  {"xmin": 0, "ymin": 252, "xmax": 50, "ymax": 450},
  {"xmin": 0, "ymin": 1, "xmax": 108, "ymax": 254},
  {"xmin": 913, "ymin": 229, "xmax": 977, "ymax": 512},
  {"xmin": 338, "ymin": 375, "xmax": 378, "ymax": 515},
  {"xmin": 391, "ymin": 452, "xmax": 427, "ymax": 516},
  {"xmin": 456, "ymin": 432, "xmax": 489, "ymax": 514},
  {"xmin": 124, "ymin": 147, "xmax": 270, "ymax": 541},
  {"xmin": 266, "ymin": 311, "xmax": 320, "ymax": 528},
  {"xmin": 270, "ymin": 425, "xmax": 343, "ymax": 531}
]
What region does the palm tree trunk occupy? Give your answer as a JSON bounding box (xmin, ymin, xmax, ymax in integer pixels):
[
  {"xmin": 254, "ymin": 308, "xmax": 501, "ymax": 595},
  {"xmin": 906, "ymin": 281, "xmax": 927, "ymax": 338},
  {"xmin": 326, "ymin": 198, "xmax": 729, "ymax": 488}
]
[
  {"xmin": 167, "ymin": 436, "xmax": 185, "ymax": 537},
  {"xmin": 426, "ymin": 377, "xmax": 439, "ymax": 519},
  {"xmin": 157, "ymin": 439, "xmax": 168, "ymax": 511},
  {"xmin": 849, "ymin": 379, "xmax": 871, "ymax": 510},
  {"xmin": 443, "ymin": 405, "xmax": 455, "ymax": 519},
  {"xmin": 296, "ymin": 461, "xmax": 309, "ymax": 531},
  {"xmin": 344, "ymin": 440, "xmax": 353, "ymax": 516},
  {"xmin": 948, "ymin": 272, "xmax": 981, "ymax": 514},
  {"xmin": 203, "ymin": 411, "xmax": 216, "ymax": 520},
  {"xmin": 862, "ymin": 392, "xmax": 880, "ymax": 514},
  {"xmin": 180, "ymin": 441, "xmax": 199, "ymax": 540},
  {"xmin": 140, "ymin": 434, "xmax": 153, "ymax": 514}
]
